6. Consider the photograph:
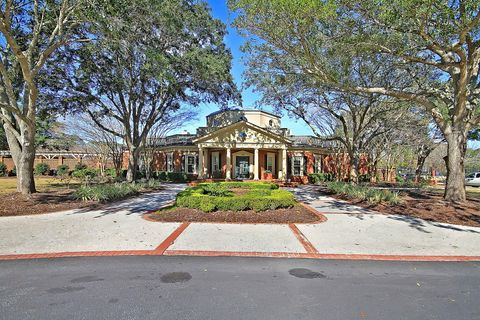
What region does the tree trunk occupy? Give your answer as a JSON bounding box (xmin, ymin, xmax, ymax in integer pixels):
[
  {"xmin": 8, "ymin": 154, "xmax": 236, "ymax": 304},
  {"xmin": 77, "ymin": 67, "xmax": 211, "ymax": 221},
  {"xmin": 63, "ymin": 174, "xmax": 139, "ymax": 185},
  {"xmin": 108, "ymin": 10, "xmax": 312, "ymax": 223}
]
[
  {"xmin": 126, "ymin": 147, "xmax": 141, "ymax": 183},
  {"xmin": 444, "ymin": 130, "xmax": 466, "ymax": 202},
  {"xmin": 4, "ymin": 123, "xmax": 36, "ymax": 195},
  {"xmin": 415, "ymin": 157, "xmax": 426, "ymax": 183},
  {"xmin": 349, "ymin": 151, "xmax": 360, "ymax": 184}
]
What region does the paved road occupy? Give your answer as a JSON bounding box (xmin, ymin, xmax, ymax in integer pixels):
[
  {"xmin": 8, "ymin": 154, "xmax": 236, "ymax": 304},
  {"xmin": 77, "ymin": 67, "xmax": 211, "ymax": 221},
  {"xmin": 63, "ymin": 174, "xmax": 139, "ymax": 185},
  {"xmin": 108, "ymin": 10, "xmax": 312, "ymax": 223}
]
[{"xmin": 0, "ymin": 256, "xmax": 479, "ymax": 320}]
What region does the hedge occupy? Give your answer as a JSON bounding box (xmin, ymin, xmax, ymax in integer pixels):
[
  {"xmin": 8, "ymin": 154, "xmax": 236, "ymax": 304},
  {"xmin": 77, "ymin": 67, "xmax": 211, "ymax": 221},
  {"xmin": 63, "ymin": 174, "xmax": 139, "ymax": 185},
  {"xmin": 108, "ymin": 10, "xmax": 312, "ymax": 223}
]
[{"xmin": 175, "ymin": 182, "xmax": 294, "ymax": 212}]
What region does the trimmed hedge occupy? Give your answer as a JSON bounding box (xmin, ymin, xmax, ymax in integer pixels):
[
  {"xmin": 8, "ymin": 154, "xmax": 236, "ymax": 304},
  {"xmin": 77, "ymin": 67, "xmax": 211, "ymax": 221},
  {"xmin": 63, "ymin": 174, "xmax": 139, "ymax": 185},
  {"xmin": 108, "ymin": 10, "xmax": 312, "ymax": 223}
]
[{"xmin": 176, "ymin": 182, "xmax": 294, "ymax": 212}]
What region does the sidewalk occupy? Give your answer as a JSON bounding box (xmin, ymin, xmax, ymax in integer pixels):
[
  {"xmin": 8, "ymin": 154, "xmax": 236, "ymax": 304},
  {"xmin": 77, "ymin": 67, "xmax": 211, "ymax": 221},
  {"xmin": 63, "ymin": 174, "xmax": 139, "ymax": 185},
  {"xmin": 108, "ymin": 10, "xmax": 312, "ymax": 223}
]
[{"xmin": 1, "ymin": 184, "xmax": 479, "ymax": 261}]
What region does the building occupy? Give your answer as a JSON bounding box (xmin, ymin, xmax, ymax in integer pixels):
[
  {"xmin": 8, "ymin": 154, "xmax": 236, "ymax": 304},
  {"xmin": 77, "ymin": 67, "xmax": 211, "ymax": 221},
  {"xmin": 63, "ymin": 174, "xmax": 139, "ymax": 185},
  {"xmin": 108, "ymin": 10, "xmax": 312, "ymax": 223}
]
[{"xmin": 149, "ymin": 109, "xmax": 343, "ymax": 183}]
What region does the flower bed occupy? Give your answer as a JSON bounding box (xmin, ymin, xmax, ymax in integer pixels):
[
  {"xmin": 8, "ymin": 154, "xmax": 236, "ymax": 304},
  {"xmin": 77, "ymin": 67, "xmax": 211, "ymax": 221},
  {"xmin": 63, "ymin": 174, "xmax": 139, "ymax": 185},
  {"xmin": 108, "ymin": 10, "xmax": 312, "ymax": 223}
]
[{"xmin": 175, "ymin": 181, "xmax": 296, "ymax": 212}]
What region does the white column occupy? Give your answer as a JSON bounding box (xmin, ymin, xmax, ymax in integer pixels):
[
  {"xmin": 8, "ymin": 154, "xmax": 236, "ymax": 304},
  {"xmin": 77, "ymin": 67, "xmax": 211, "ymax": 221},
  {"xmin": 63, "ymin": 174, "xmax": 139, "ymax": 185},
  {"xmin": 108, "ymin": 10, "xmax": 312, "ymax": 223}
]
[
  {"xmin": 198, "ymin": 147, "xmax": 204, "ymax": 179},
  {"xmin": 282, "ymin": 148, "xmax": 287, "ymax": 181},
  {"xmin": 254, "ymin": 148, "xmax": 259, "ymax": 180},
  {"xmin": 203, "ymin": 149, "xmax": 208, "ymax": 178},
  {"xmin": 226, "ymin": 147, "xmax": 231, "ymax": 180}
]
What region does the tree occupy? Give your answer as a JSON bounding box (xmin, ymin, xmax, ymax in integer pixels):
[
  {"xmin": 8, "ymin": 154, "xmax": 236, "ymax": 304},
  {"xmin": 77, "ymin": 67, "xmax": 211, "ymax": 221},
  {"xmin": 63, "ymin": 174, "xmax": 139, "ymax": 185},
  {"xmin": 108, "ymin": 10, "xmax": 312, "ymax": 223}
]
[
  {"xmin": 141, "ymin": 109, "xmax": 197, "ymax": 180},
  {"xmin": 0, "ymin": 0, "xmax": 89, "ymax": 194},
  {"xmin": 52, "ymin": 0, "xmax": 238, "ymax": 182},
  {"xmin": 66, "ymin": 114, "xmax": 125, "ymax": 177},
  {"xmin": 0, "ymin": 125, "xmax": 7, "ymax": 150},
  {"xmin": 230, "ymin": 0, "xmax": 480, "ymax": 202}
]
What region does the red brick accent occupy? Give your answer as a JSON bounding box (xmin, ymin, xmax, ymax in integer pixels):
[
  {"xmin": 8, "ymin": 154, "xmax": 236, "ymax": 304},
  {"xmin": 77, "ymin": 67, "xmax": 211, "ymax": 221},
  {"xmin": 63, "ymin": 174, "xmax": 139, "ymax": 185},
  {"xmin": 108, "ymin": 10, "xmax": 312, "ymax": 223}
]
[
  {"xmin": 289, "ymin": 224, "xmax": 318, "ymax": 253},
  {"xmin": 154, "ymin": 222, "xmax": 190, "ymax": 254}
]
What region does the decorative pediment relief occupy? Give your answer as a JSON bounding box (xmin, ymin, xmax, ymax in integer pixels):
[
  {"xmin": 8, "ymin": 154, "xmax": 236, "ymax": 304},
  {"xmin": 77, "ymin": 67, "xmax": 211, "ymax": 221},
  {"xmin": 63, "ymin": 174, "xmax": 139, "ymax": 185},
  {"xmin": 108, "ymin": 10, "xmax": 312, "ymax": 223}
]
[{"xmin": 194, "ymin": 121, "xmax": 290, "ymax": 147}]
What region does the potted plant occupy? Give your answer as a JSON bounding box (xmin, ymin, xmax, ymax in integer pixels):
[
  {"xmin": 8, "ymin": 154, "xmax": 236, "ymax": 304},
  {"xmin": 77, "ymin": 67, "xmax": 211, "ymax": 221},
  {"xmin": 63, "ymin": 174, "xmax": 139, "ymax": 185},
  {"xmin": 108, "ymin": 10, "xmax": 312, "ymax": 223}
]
[{"xmin": 263, "ymin": 170, "xmax": 273, "ymax": 180}]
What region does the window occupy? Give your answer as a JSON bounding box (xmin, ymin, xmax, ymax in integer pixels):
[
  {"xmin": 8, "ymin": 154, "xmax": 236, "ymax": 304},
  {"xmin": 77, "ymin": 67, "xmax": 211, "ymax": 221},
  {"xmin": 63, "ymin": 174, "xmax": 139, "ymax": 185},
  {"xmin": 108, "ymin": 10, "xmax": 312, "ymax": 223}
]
[
  {"xmin": 185, "ymin": 155, "xmax": 197, "ymax": 174},
  {"xmin": 266, "ymin": 153, "xmax": 275, "ymax": 172},
  {"xmin": 166, "ymin": 153, "xmax": 174, "ymax": 172},
  {"xmin": 314, "ymin": 155, "xmax": 322, "ymax": 173},
  {"xmin": 269, "ymin": 119, "xmax": 273, "ymax": 126},
  {"xmin": 292, "ymin": 156, "xmax": 303, "ymax": 176},
  {"xmin": 211, "ymin": 152, "xmax": 220, "ymax": 173},
  {"xmin": 477, "ymin": 173, "xmax": 480, "ymax": 178}
]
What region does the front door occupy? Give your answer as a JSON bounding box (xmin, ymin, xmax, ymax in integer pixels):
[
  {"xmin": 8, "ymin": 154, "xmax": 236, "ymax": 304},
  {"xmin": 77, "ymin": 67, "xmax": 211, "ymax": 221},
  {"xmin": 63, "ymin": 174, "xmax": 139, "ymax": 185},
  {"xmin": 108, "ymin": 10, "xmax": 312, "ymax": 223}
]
[{"xmin": 236, "ymin": 156, "xmax": 250, "ymax": 179}]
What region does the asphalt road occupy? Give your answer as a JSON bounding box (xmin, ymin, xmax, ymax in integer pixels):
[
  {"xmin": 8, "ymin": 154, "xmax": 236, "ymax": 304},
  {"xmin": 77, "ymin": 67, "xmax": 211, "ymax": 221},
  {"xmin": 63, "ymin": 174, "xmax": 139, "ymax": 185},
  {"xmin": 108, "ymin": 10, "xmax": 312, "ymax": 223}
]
[{"xmin": 0, "ymin": 256, "xmax": 479, "ymax": 320}]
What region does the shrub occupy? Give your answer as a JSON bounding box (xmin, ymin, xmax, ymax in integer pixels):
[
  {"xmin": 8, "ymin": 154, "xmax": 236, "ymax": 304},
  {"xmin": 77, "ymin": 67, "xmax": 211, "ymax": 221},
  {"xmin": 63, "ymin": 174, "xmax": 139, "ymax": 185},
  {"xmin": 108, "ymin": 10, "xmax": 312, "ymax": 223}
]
[
  {"xmin": 74, "ymin": 183, "xmax": 140, "ymax": 202},
  {"xmin": 75, "ymin": 163, "xmax": 88, "ymax": 171},
  {"xmin": 358, "ymin": 174, "xmax": 371, "ymax": 183},
  {"xmin": 326, "ymin": 182, "xmax": 400, "ymax": 205},
  {"xmin": 10, "ymin": 166, "xmax": 16, "ymax": 176},
  {"xmin": 308, "ymin": 173, "xmax": 333, "ymax": 184},
  {"xmin": 167, "ymin": 172, "xmax": 187, "ymax": 182},
  {"xmin": 34, "ymin": 163, "xmax": 50, "ymax": 176},
  {"xmin": 105, "ymin": 168, "xmax": 117, "ymax": 178},
  {"xmin": 396, "ymin": 175, "xmax": 405, "ymax": 183},
  {"xmin": 0, "ymin": 163, "xmax": 7, "ymax": 176},
  {"xmin": 72, "ymin": 168, "xmax": 98, "ymax": 179},
  {"xmin": 176, "ymin": 182, "xmax": 294, "ymax": 212},
  {"xmin": 156, "ymin": 171, "xmax": 167, "ymax": 181},
  {"xmin": 56, "ymin": 164, "xmax": 69, "ymax": 176}
]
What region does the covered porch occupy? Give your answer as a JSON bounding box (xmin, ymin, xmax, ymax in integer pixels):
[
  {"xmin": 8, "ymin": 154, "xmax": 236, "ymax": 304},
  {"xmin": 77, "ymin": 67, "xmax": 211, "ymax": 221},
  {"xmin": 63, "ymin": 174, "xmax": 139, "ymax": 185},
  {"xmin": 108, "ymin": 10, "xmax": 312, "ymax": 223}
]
[{"xmin": 196, "ymin": 147, "xmax": 288, "ymax": 181}]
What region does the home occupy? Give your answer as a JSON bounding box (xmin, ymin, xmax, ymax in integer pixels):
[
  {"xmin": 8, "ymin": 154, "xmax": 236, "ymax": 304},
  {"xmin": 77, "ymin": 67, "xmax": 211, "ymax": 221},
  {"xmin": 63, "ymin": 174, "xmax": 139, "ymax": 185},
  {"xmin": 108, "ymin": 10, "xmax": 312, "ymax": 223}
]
[{"xmin": 148, "ymin": 109, "xmax": 353, "ymax": 183}]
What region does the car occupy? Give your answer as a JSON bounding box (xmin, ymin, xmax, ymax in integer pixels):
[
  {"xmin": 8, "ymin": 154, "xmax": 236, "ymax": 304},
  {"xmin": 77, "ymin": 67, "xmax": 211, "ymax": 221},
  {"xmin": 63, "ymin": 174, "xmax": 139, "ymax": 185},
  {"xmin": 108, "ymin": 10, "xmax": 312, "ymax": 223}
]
[{"xmin": 465, "ymin": 172, "xmax": 480, "ymax": 187}]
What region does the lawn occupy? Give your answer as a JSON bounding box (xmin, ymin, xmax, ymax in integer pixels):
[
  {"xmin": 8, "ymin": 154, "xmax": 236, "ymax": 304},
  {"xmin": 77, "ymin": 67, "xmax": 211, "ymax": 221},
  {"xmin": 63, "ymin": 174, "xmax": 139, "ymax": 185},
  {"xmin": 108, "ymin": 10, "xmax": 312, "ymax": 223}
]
[
  {"xmin": 0, "ymin": 176, "xmax": 79, "ymax": 194},
  {"xmin": 149, "ymin": 181, "xmax": 326, "ymax": 223}
]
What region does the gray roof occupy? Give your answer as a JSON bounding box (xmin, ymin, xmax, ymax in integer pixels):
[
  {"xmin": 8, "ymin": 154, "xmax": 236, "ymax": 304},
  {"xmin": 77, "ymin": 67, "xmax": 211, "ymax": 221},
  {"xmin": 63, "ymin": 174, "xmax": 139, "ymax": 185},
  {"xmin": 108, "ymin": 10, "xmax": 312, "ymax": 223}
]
[{"xmin": 289, "ymin": 136, "xmax": 332, "ymax": 148}]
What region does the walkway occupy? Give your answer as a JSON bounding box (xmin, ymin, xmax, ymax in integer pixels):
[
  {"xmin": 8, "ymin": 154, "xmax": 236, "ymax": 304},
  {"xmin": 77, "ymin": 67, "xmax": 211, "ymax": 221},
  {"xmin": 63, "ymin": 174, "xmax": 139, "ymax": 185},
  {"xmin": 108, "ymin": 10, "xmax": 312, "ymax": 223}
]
[{"xmin": 0, "ymin": 184, "xmax": 479, "ymax": 261}]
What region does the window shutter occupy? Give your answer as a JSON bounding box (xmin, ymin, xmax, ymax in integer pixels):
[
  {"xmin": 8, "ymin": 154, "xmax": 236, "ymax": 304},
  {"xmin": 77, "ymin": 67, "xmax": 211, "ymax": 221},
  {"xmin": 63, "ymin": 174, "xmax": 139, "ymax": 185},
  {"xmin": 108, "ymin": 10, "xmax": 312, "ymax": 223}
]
[
  {"xmin": 287, "ymin": 155, "xmax": 292, "ymax": 176},
  {"xmin": 303, "ymin": 156, "xmax": 308, "ymax": 176},
  {"xmin": 264, "ymin": 154, "xmax": 267, "ymax": 171},
  {"xmin": 181, "ymin": 155, "xmax": 185, "ymax": 172},
  {"xmin": 219, "ymin": 153, "xmax": 221, "ymax": 172}
]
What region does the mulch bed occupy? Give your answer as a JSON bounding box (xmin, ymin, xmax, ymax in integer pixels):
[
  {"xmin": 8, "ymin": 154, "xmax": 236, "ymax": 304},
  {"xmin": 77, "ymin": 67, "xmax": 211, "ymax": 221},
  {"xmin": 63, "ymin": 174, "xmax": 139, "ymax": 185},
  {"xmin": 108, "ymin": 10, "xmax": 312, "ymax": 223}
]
[
  {"xmin": 148, "ymin": 204, "xmax": 326, "ymax": 224},
  {"xmin": 0, "ymin": 190, "xmax": 100, "ymax": 217},
  {"xmin": 0, "ymin": 187, "xmax": 165, "ymax": 217},
  {"xmin": 320, "ymin": 186, "xmax": 480, "ymax": 227}
]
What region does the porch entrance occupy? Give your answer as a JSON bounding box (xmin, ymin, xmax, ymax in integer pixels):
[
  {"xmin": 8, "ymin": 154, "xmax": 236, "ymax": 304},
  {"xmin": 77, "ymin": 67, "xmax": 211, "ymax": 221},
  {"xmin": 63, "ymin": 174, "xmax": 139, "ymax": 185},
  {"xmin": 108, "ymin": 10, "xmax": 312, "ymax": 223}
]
[{"xmin": 235, "ymin": 156, "xmax": 250, "ymax": 179}]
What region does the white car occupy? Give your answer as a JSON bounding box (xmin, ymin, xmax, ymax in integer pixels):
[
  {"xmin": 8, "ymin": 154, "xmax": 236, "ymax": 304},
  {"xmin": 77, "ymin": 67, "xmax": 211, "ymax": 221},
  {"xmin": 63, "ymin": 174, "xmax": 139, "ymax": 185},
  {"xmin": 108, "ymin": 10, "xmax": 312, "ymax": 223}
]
[{"xmin": 465, "ymin": 172, "xmax": 480, "ymax": 187}]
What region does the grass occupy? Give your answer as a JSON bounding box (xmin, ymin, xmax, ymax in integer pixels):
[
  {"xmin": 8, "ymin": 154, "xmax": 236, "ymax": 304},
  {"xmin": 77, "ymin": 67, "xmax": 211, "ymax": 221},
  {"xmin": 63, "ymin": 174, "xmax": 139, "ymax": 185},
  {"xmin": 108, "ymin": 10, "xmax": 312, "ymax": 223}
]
[
  {"xmin": 429, "ymin": 184, "xmax": 480, "ymax": 200},
  {"xmin": 175, "ymin": 181, "xmax": 296, "ymax": 212},
  {"xmin": 326, "ymin": 182, "xmax": 401, "ymax": 204},
  {"xmin": 0, "ymin": 176, "xmax": 80, "ymax": 194}
]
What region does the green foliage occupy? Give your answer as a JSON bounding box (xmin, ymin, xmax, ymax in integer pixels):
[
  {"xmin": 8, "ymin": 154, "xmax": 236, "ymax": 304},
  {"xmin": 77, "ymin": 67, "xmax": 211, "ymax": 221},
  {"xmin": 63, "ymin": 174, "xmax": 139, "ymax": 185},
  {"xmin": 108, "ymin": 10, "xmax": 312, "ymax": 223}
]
[
  {"xmin": 176, "ymin": 182, "xmax": 294, "ymax": 212},
  {"xmin": 156, "ymin": 171, "xmax": 168, "ymax": 181},
  {"xmin": 56, "ymin": 164, "xmax": 69, "ymax": 176},
  {"xmin": 395, "ymin": 175, "xmax": 405, "ymax": 183},
  {"xmin": 34, "ymin": 163, "xmax": 50, "ymax": 176},
  {"xmin": 75, "ymin": 163, "xmax": 88, "ymax": 171},
  {"xmin": 74, "ymin": 183, "xmax": 140, "ymax": 202},
  {"xmin": 0, "ymin": 163, "xmax": 7, "ymax": 176},
  {"xmin": 326, "ymin": 182, "xmax": 400, "ymax": 205},
  {"xmin": 72, "ymin": 168, "xmax": 98, "ymax": 179},
  {"xmin": 10, "ymin": 166, "xmax": 16, "ymax": 176},
  {"xmin": 105, "ymin": 168, "xmax": 117, "ymax": 178},
  {"xmin": 308, "ymin": 173, "xmax": 333, "ymax": 184},
  {"xmin": 166, "ymin": 172, "xmax": 188, "ymax": 182}
]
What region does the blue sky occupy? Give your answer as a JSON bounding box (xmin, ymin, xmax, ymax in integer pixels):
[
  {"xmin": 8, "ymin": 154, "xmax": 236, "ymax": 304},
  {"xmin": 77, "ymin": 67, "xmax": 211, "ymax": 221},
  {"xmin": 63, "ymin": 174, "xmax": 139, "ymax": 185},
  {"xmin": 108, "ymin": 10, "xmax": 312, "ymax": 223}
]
[{"xmin": 173, "ymin": 0, "xmax": 313, "ymax": 136}]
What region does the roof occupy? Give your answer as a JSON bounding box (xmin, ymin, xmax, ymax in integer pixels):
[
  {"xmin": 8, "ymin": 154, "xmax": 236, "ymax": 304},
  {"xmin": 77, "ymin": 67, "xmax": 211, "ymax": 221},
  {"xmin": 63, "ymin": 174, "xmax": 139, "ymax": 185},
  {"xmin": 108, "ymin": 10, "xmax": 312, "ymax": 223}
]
[
  {"xmin": 289, "ymin": 135, "xmax": 333, "ymax": 148},
  {"xmin": 206, "ymin": 108, "xmax": 281, "ymax": 119}
]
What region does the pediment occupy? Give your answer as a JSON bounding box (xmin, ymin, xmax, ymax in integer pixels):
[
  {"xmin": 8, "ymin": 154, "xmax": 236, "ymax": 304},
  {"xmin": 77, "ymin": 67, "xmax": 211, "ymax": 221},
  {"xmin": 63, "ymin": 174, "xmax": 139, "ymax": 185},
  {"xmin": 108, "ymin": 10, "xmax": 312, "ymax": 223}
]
[{"xmin": 194, "ymin": 121, "xmax": 290, "ymax": 145}]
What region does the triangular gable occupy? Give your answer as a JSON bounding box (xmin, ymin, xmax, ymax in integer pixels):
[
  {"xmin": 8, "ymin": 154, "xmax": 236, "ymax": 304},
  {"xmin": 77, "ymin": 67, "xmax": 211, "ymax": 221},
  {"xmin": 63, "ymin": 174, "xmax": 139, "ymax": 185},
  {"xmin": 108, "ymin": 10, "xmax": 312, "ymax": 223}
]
[{"xmin": 193, "ymin": 121, "xmax": 291, "ymax": 144}]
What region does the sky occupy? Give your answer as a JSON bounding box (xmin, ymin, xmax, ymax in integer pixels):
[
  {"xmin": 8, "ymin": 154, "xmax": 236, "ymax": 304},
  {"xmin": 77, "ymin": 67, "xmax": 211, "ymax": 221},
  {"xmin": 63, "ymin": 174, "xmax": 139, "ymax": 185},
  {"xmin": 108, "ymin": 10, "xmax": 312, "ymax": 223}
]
[{"xmin": 171, "ymin": 0, "xmax": 313, "ymax": 136}]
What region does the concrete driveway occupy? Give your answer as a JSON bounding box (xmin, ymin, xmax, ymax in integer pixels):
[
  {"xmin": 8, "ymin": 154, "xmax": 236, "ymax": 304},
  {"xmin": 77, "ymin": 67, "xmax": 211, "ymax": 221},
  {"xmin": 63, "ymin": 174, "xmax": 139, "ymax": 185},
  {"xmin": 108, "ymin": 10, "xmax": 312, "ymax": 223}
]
[
  {"xmin": 0, "ymin": 184, "xmax": 186, "ymax": 255},
  {"xmin": 0, "ymin": 183, "xmax": 479, "ymax": 260}
]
